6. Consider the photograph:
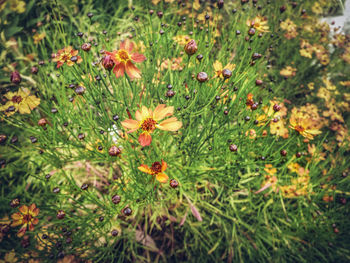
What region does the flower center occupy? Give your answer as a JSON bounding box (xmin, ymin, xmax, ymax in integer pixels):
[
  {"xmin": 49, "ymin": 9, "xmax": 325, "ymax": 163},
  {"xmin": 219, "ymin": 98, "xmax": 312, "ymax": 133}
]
[
  {"xmin": 140, "ymin": 118, "xmax": 157, "ymax": 132},
  {"xmin": 11, "ymin": 95, "xmax": 23, "ymax": 103},
  {"xmin": 23, "ymin": 214, "xmax": 32, "ymax": 222},
  {"xmin": 151, "ymin": 162, "xmax": 162, "ymax": 174},
  {"xmin": 295, "ymin": 125, "xmax": 305, "ymax": 133},
  {"xmin": 61, "ymin": 52, "xmax": 71, "ymax": 62},
  {"xmin": 117, "ymin": 49, "xmax": 130, "ymax": 62}
]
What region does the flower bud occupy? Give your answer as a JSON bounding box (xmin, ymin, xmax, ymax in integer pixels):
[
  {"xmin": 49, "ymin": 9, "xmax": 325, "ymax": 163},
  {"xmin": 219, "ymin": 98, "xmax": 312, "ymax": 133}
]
[
  {"xmin": 108, "ymin": 146, "xmax": 121, "ymax": 156},
  {"xmin": 81, "ymin": 43, "xmax": 92, "ymax": 51},
  {"xmin": 38, "ymin": 118, "xmax": 48, "ymax": 126},
  {"xmin": 184, "ymin": 40, "xmax": 198, "ymax": 56},
  {"xmin": 57, "ymin": 210, "xmax": 66, "ymax": 219},
  {"xmin": 222, "ymin": 69, "xmax": 232, "ymax": 79},
  {"xmin": 102, "ymin": 55, "xmax": 115, "ymax": 71},
  {"xmin": 196, "ymin": 72, "xmax": 208, "ymax": 82},
  {"xmin": 10, "ymin": 71, "xmax": 21, "ymax": 84}
]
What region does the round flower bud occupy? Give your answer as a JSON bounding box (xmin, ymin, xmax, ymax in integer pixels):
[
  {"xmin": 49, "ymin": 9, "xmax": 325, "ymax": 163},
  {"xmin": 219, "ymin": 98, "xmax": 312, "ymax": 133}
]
[
  {"xmin": 196, "ymin": 72, "xmax": 208, "ymax": 82},
  {"xmin": 38, "ymin": 118, "xmax": 48, "ymax": 126},
  {"xmin": 229, "ymin": 144, "xmax": 238, "ymax": 152},
  {"xmin": 10, "ymin": 71, "xmax": 21, "ymax": 85},
  {"xmin": 222, "ymin": 69, "xmax": 232, "ymax": 79},
  {"xmin": 184, "ymin": 40, "xmax": 198, "ymax": 56},
  {"xmin": 102, "ymin": 55, "xmax": 115, "ymax": 71},
  {"xmin": 170, "ymin": 179, "xmax": 179, "ymax": 188},
  {"xmin": 57, "ymin": 210, "xmax": 66, "ymax": 220},
  {"xmin": 108, "ymin": 146, "xmax": 121, "ymax": 156},
  {"xmin": 81, "ymin": 43, "xmax": 92, "ymax": 51}
]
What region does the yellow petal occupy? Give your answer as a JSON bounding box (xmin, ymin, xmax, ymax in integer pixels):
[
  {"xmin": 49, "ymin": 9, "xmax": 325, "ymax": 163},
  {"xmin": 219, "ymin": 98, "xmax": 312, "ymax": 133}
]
[
  {"xmin": 153, "ymin": 105, "xmax": 173, "ymax": 121},
  {"xmin": 156, "ymin": 173, "xmax": 169, "ymax": 183},
  {"xmin": 157, "ymin": 117, "xmax": 182, "ymax": 131},
  {"xmin": 138, "ymin": 164, "xmax": 152, "ymax": 175}
]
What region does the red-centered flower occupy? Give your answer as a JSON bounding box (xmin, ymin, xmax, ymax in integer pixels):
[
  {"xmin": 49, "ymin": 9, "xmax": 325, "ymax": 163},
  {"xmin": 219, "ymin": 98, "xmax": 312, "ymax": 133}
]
[
  {"xmin": 138, "ymin": 160, "xmax": 169, "ymax": 183},
  {"xmin": 105, "ymin": 39, "xmax": 146, "ymax": 79},
  {"xmin": 52, "ymin": 46, "xmax": 82, "ymax": 68},
  {"xmin": 11, "ymin": 204, "xmax": 39, "ymax": 237},
  {"xmin": 121, "ymin": 104, "xmax": 182, "ymax": 147}
]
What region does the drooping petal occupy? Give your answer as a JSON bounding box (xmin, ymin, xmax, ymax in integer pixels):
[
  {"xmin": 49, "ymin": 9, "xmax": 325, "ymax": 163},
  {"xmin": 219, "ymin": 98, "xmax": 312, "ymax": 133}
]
[
  {"xmin": 28, "ymin": 222, "xmax": 35, "ymax": 231},
  {"xmin": 56, "ymin": 61, "xmax": 64, "ymax": 68},
  {"xmin": 19, "ymin": 205, "xmax": 29, "ymax": 214},
  {"xmin": 11, "ymin": 219, "xmax": 23, "ymax": 227},
  {"xmin": 113, "ymin": 62, "xmax": 125, "ymax": 78},
  {"xmin": 161, "ymin": 159, "xmax": 167, "ymax": 172},
  {"xmin": 121, "ymin": 119, "xmax": 139, "ymax": 130},
  {"xmin": 138, "ymin": 132, "xmax": 152, "ymax": 147},
  {"xmin": 11, "ymin": 212, "xmax": 22, "ymax": 221},
  {"xmin": 156, "ymin": 173, "xmax": 169, "ymax": 183},
  {"xmin": 138, "ymin": 164, "xmax": 153, "ymax": 175},
  {"xmin": 17, "ymin": 225, "xmax": 27, "ymax": 237},
  {"xmin": 125, "ymin": 61, "xmax": 141, "ymax": 79},
  {"xmin": 153, "ymin": 105, "xmax": 174, "ymax": 121},
  {"xmin": 120, "ymin": 39, "xmax": 134, "ymax": 52},
  {"xmin": 157, "ymin": 117, "xmax": 182, "ymax": 131},
  {"xmin": 131, "ymin": 53, "xmax": 146, "ymax": 63}
]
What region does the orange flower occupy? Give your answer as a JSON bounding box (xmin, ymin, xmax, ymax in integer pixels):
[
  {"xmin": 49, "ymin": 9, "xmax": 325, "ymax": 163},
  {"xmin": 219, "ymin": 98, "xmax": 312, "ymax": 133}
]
[
  {"xmin": 121, "ymin": 104, "xmax": 182, "ymax": 147},
  {"xmin": 105, "ymin": 39, "xmax": 146, "ymax": 79},
  {"xmin": 11, "ymin": 204, "xmax": 39, "ymax": 237},
  {"xmin": 52, "ymin": 46, "xmax": 82, "ymax": 68},
  {"xmin": 138, "ymin": 160, "xmax": 169, "ymax": 183}
]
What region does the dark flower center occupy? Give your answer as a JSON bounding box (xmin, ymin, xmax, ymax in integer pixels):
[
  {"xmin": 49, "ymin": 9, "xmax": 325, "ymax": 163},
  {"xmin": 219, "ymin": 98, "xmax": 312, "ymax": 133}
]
[
  {"xmin": 140, "ymin": 118, "xmax": 157, "ymax": 132},
  {"xmin": 11, "ymin": 95, "xmax": 23, "ymax": 103},
  {"xmin": 151, "ymin": 162, "xmax": 162, "ymax": 173}
]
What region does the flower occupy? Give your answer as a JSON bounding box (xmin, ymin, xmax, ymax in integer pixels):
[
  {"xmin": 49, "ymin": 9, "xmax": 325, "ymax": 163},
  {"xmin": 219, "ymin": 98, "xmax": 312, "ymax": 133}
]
[
  {"xmin": 246, "ymin": 16, "xmax": 269, "ymax": 33},
  {"xmin": 280, "ymin": 19, "xmax": 298, "ymax": 39},
  {"xmin": 138, "ymin": 160, "xmax": 169, "ymax": 183},
  {"xmin": 173, "ymin": 35, "xmax": 191, "ymax": 46},
  {"xmin": 52, "ymin": 46, "xmax": 82, "ymax": 68},
  {"xmin": 105, "ymin": 39, "xmax": 146, "ymax": 79},
  {"xmin": 33, "ymin": 32, "xmax": 46, "ymax": 44},
  {"xmin": 121, "ymin": 104, "xmax": 182, "ymax": 147},
  {"xmin": 8, "ymin": 0, "xmax": 26, "ymax": 13},
  {"xmin": 213, "ymin": 60, "xmax": 235, "ymax": 79},
  {"xmin": 280, "ymin": 66, "xmax": 297, "ymax": 78},
  {"xmin": 289, "ymin": 105, "xmax": 324, "ymax": 140},
  {"xmin": 11, "ymin": 204, "xmax": 39, "ymax": 237},
  {"xmin": 0, "ymin": 88, "xmax": 40, "ymax": 117},
  {"xmin": 0, "ymin": 250, "xmax": 18, "ymax": 263}
]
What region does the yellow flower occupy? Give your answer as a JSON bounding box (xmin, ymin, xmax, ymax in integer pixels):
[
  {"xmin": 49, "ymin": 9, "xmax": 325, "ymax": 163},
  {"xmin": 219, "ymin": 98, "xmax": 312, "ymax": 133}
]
[
  {"xmin": 138, "ymin": 160, "xmax": 169, "ymax": 183},
  {"xmin": 246, "ymin": 16, "xmax": 269, "ymax": 32},
  {"xmin": 0, "ymin": 88, "xmax": 40, "ymax": 117},
  {"xmin": 9, "ymin": 0, "xmax": 26, "ymax": 13},
  {"xmin": 33, "ymin": 32, "xmax": 46, "ymax": 44},
  {"xmin": 0, "ymin": 250, "xmax": 18, "ymax": 263},
  {"xmin": 212, "ymin": 60, "xmax": 235, "ymax": 79},
  {"xmin": 121, "ymin": 104, "xmax": 182, "ymax": 147},
  {"xmin": 312, "ymin": 2, "xmax": 323, "ymax": 15},
  {"xmin": 280, "ymin": 19, "xmax": 298, "ymax": 39},
  {"xmin": 280, "ymin": 66, "xmax": 297, "ymax": 78},
  {"xmin": 11, "ymin": 204, "xmax": 39, "ymax": 237},
  {"xmin": 173, "ymin": 35, "xmax": 191, "ymax": 46}
]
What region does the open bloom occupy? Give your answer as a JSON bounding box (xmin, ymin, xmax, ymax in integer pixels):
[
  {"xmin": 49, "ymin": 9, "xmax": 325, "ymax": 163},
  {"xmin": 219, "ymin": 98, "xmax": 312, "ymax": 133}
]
[
  {"xmin": 121, "ymin": 104, "xmax": 182, "ymax": 147},
  {"xmin": 105, "ymin": 39, "xmax": 146, "ymax": 79},
  {"xmin": 246, "ymin": 16, "xmax": 269, "ymax": 32},
  {"xmin": 213, "ymin": 60, "xmax": 235, "ymax": 79},
  {"xmin": 138, "ymin": 160, "xmax": 168, "ymax": 183},
  {"xmin": 11, "ymin": 204, "xmax": 39, "ymax": 237},
  {"xmin": 52, "ymin": 46, "xmax": 82, "ymax": 68},
  {"xmin": 0, "ymin": 88, "xmax": 40, "ymax": 117}
]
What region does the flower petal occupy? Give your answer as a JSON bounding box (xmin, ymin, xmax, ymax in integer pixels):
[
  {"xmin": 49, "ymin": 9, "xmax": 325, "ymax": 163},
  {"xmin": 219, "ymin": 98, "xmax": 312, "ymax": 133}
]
[
  {"xmin": 19, "ymin": 205, "xmax": 28, "ymax": 214},
  {"xmin": 161, "ymin": 159, "xmax": 167, "ymax": 172},
  {"xmin": 11, "ymin": 212, "xmax": 22, "ymax": 221},
  {"xmin": 156, "ymin": 173, "xmax": 169, "ymax": 183},
  {"xmin": 138, "ymin": 164, "xmax": 152, "ymax": 175},
  {"xmin": 135, "ymin": 109, "xmax": 142, "ymax": 122},
  {"xmin": 113, "ymin": 62, "xmax": 125, "ymax": 78},
  {"xmin": 140, "ymin": 106, "xmax": 151, "ymax": 120},
  {"xmin": 121, "ymin": 119, "xmax": 139, "ymax": 130},
  {"xmin": 138, "ymin": 132, "xmax": 152, "ymax": 147},
  {"xmin": 120, "ymin": 39, "xmax": 134, "ymax": 52},
  {"xmin": 157, "ymin": 117, "xmax": 182, "ymax": 131},
  {"xmin": 131, "ymin": 53, "xmax": 146, "ymax": 63},
  {"xmin": 125, "ymin": 61, "xmax": 141, "ymax": 79},
  {"xmin": 17, "ymin": 225, "xmax": 27, "ymax": 237},
  {"xmin": 11, "ymin": 219, "xmax": 23, "ymax": 227},
  {"xmin": 153, "ymin": 105, "xmax": 174, "ymax": 121}
]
